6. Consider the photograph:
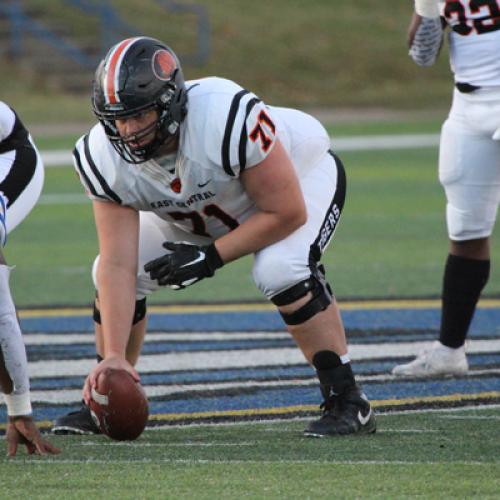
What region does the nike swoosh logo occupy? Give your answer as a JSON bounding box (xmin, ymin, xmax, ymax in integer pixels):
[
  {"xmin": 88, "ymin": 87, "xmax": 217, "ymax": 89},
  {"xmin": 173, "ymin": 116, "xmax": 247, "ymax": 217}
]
[
  {"xmin": 179, "ymin": 251, "xmax": 205, "ymax": 268},
  {"xmin": 197, "ymin": 179, "xmax": 211, "ymax": 188},
  {"xmin": 358, "ymin": 408, "xmax": 372, "ymax": 426}
]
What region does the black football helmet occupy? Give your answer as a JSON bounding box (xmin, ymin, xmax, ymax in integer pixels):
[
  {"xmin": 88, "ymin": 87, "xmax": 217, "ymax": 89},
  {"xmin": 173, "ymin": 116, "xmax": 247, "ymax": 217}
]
[{"xmin": 92, "ymin": 37, "xmax": 187, "ymax": 163}]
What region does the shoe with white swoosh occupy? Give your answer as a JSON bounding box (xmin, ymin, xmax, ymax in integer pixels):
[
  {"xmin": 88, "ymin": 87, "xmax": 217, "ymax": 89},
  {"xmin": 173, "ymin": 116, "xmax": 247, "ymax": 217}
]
[
  {"xmin": 52, "ymin": 401, "xmax": 101, "ymax": 435},
  {"xmin": 304, "ymin": 386, "xmax": 376, "ymax": 437}
]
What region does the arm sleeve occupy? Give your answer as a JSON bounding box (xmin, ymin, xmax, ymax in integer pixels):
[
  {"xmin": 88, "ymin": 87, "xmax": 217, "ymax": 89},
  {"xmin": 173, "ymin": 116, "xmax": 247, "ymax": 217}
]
[
  {"xmin": 409, "ymin": 16, "xmax": 444, "ymax": 67},
  {"xmin": 0, "ymin": 265, "xmax": 32, "ymax": 415}
]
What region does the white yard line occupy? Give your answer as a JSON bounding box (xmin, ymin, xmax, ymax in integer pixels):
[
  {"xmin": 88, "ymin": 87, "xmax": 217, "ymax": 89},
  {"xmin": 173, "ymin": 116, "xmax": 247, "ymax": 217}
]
[
  {"xmin": 40, "ymin": 150, "xmax": 74, "ymax": 167},
  {"xmin": 22, "ymin": 331, "xmax": 291, "ymax": 345},
  {"xmin": 376, "ymin": 429, "xmax": 440, "ymax": 433},
  {"xmin": 332, "ymin": 133, "xmax": 440, "ymax": 151},
  {"xmin": 24, "ymin": 338, "xmax": 500, "ymax": 378},
  {"xmin": 40, "ymin": 133, "xmax": 440, "ymax": 169},
  {"xmin": 5, "ymin": 458, "xmax": 491, "ymax": 465},
  {"xmin": 78, "ymin": 441, "xmax": 256, "ymax": 447},
  {"xmin": 438, "ymin": 415, "xmax": 500, "ymax": 420}
]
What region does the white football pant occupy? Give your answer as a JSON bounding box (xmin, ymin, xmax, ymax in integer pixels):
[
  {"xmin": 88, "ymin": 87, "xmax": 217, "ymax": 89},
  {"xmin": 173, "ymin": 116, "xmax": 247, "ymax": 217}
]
[
  {"xmin": 93, "ymin": 151, "xmax": 342, "ymax": 300},
  {"xmin": 439, "ymin": 87, "xmax": 500, "ymax": 241}
]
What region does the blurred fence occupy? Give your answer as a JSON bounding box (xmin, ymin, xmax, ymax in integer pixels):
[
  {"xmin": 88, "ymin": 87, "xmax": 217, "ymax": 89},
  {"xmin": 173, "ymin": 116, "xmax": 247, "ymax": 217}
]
[{"xmin": 0, "ymin": 0, "xmax": 210, "ymax": 91}]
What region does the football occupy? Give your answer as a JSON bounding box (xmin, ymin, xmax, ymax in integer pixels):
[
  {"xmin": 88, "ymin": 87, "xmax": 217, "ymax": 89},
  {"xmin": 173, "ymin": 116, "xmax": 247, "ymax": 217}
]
[{"xmin": 89, "ymin": 369, "xmax": 149, "ymax": 441}]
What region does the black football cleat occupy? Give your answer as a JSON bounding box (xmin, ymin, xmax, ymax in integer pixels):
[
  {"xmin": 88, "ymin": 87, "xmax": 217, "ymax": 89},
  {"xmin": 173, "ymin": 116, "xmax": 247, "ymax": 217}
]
[
  {"xmin": 52, "ymin": 402, "xmax": 101, "ymax": 435},
  {"xmin": 304, "ymin": 385, "xmax": 376, "ymax": 437}
]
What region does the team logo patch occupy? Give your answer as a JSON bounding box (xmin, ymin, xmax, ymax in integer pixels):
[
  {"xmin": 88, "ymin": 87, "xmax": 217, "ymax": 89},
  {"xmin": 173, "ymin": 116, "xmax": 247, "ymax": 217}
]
[
  {"xmin": 170, "ymin": 178, "xmax": 182, "ymax": 193},
  {"xmin": 152, "ymin": 49, "xmax": 176, "ymax": 81}
]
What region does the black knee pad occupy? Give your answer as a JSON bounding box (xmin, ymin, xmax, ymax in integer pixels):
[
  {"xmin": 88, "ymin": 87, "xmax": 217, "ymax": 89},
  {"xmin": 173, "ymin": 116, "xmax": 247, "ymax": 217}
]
[
  {"xmin": 271, "ymin": 274, "xmax": 332, "ymax": 325},
  {"xmin": 93, "ymin": 297, "xmax": 147, "ymax": 325}
]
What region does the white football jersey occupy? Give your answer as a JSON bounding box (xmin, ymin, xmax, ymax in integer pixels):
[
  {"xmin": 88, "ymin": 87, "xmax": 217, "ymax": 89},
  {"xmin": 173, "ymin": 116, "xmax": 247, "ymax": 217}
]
[
  {"xmin": 0, "ymin": 101, "xmax": 44, "ymax": 246},
  {"xmin": 74, "ymin": 77, "xmax": 330, "ymax": 239},
  {"xmin": 0, "ymin": 101, "xmax": 16, "ymax": 142},
  {"xmin": 0, "ymin": 102, "xmax": 16, "ymax": 143},
  {"xmin": 440, "ymin": 0, "xmax": 500, "ymax": 86}
]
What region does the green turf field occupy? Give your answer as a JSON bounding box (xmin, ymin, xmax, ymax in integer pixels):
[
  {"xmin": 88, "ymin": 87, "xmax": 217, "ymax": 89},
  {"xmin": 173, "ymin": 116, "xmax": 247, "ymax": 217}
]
[
  {"xmin": 6, "ymin": 120, "xmax": 500, "ymax": 307},
  {"xmin": 1, "ymin": 407, "xmax": 499, "ymax": 498},
  {"xmin": 3, "ymin": 4, "xmax": 499, "ymax": 496},
  {"xmin": 3, "ymin": 120, "xmax": 499, "ymax": 499}
]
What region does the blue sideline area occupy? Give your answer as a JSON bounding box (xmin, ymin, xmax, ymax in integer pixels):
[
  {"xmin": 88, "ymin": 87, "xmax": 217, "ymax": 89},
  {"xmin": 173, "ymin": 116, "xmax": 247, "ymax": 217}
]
[
  {"xmin": 19, "ymin": 306, "xmax": 500, "ymax": 335},
  {"xmin": 1, "ymin": 303, "xmax": 498, "ymax": 427}
]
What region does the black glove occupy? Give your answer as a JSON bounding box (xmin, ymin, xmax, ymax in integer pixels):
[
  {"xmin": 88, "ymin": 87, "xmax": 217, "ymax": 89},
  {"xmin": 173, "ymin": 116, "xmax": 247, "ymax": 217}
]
[{"xmin": 144, "ymin": 242, "xmax": 224, "ymax": 289}]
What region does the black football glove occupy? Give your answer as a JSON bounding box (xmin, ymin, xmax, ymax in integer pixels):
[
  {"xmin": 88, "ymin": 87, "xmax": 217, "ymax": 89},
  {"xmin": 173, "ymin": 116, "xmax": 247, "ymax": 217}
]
[{"xmin": 144, "ymin": 242, "xmax": 224, "ymax": 289}]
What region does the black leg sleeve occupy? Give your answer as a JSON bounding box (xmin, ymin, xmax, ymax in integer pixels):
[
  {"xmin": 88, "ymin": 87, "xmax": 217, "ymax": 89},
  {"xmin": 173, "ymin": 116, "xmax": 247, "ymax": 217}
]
[{"xmin": 439, "ymin": 254, "xmax": 490, "ymax": 348}]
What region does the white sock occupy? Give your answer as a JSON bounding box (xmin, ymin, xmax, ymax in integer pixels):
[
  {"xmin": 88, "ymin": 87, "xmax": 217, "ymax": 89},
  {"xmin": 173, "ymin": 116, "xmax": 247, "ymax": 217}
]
[{"xmin": 340, "ymin": 353, "xmax": 351, "ymax": 364}]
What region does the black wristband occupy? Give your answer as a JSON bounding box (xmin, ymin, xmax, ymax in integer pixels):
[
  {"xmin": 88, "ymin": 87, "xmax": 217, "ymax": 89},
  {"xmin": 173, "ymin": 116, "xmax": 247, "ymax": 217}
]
[{"xmin": 205, "ymin": 243, "xmax": 224, "ymax": 273}]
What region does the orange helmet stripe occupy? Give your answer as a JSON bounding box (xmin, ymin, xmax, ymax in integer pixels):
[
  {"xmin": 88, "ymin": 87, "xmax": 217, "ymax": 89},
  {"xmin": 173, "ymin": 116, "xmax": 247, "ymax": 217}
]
[{"xmin": 103, "ymin": 37, "xmax": 139, "ymax": 105}]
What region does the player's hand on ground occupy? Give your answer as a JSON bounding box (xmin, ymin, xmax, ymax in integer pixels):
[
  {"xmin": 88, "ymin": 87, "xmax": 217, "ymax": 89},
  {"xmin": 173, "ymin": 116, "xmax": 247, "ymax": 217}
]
[
  {"xmin": 84, "ymin": 356, "xmax": 140, "ymax": 405},
  {"xmin": 6, "ymin": 416, "xmax": 61, "ymax": 457},
  {"xmin": 144, "ymin": 242, "xmax": 223, "ymax": 289}
]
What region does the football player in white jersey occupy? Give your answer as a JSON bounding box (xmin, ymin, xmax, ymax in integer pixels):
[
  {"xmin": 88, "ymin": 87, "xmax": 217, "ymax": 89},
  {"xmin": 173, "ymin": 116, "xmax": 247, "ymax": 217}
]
[
  {"xmin": 52, "ymin": 36, "xmax": 376, "ymax": 437},
  {"xmin": 0, "ymin": 102, "xmax": 60, "ymax": 456},
  {"xmin": 393, "ymin": 0, "xmax": 500, "ymax": 376}
]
